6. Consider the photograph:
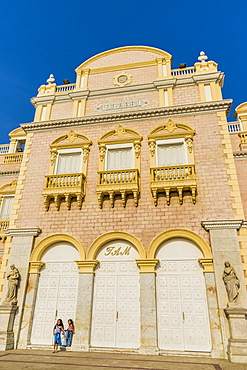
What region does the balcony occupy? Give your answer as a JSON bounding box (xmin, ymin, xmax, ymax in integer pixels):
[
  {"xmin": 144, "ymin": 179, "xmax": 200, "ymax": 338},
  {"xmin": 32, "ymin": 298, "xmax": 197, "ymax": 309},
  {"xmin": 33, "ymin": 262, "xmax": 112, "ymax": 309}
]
[
  {"xmin": 150, "ymin": 165, "xmax": 197, "ymax": 205},
  {"xmin": 3, "ymin": 153, "xmax": 23, "ymax": 163},
  {"xmin": 42, "ymin": 173, "xmax": 86, "ymax": 211},
  {"xmin": 96, "ymin": 169, "xmax": 140, "ymax": 208},
  {"xmin": 0, "ymin": 144, "xmax": 10, "ymax": 154},
  {"xmin": 0, "ymin": 220, "xmax": 9, "ymax": 231},
  {"xmin": 238, "ymin": 132, "xmax": 247, "ymax": 150}
]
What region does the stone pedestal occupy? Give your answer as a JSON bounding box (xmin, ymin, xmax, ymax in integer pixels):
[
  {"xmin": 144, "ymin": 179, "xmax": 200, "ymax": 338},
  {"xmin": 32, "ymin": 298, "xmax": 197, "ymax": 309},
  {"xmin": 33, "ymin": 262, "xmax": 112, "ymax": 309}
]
[
  {"xmin": 225, "ymin": 308, "xmax": 247, "ymax": 363},
  {"xmin": 0, "ymin": 304, "xmax": 18, "ymax": 350}
]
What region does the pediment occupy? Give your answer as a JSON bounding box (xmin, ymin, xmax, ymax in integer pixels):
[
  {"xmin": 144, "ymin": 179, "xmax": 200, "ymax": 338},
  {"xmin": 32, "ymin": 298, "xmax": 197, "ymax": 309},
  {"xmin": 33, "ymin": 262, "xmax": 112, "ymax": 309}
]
[
  {"xmin": 99, "ymin": 125, "xmax": 142, "ymax": 144},
  {"xmin": 0, "ymin": 180, "xmax": 17, "ymax": 195},
  {"xmin": 148, "ymin": 120, "xmax": 195, "ymax": 139},
  {"xmin": 50, "ymin": 130, "xmax": 92, "ymax": 149}
]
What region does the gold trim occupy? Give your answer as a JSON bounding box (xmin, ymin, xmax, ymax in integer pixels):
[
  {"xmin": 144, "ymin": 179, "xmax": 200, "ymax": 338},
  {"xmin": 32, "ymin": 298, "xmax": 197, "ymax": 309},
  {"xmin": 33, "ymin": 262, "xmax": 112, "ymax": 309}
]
[
  {"xmin": 75, "ymin": 260, "xmax": 99, "ymax": 273},
  {"xmin": 87, "ymin": 231, "xmax": 146, "ymax": 260},
  {"xmin": 29, "ymin": 261, "xmax": 45, "ymax": 274},
  {"xmin": 147, "ymin": 228, "xmax": 212, "ymax": 260},
  {"xmin": 198, "ymin": 258, "xmax": 214, "ymax": 273},
  {"xmin": 136, "ymin": 259, "xmax": 159, "ymax": 273},
  {"xmin": 30, "ymin": 234, "xmax": 86, "ymax": 262}
]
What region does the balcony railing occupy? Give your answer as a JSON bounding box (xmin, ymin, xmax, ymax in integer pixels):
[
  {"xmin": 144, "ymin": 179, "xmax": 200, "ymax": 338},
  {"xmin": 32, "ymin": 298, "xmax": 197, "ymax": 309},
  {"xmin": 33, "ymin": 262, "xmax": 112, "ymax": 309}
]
[
  {"xmin": 0, "ymin": 220, "xmax": 9, "ymax": 231},
  {"xmin": 238, "ymin": 131, "xmax": 247, "ymax": 151},
  {"xmin": 0, "ymin": 144, "xmax": 10, "ymax": 154},
  {"xmin": 4, "ymin": 153, "xmax": 23, "ymax": 163},
  {"xmin": 171, "ymin": 67, "xmax": 196, "ymax": 76},
  {"xmin": 150, "ymin": 165, "xmax": 197, "ymax": 205},
  {"xmin": 56, "ymin": 84, "xmax": 76, "ymax": 93},
  {"xmin": 42, "ymin": 173, "xmax": 86, "ymax": 210},
  {"xmin": 97, "ymin": 169, "xmax": 139, "ymax": 208}
]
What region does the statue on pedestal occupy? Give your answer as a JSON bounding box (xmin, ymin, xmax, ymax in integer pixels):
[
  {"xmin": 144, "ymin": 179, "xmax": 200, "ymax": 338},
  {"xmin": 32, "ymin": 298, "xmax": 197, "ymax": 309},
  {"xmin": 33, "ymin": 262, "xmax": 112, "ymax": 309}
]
[
  {"xmin": 223, "ymin": 261, "xmax": 240, "ymax": 305},
  {"xmin": 3, "ymin": 264, "xmax": 20, "ymax": 304}
]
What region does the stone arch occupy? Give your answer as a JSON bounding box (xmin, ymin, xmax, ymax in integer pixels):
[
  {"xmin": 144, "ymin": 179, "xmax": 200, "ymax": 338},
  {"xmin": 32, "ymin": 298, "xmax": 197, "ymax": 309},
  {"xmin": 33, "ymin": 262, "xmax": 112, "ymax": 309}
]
[
  {"xmin": 30, "ymin": 233, "xmax": 85, "ymax": 262},
  {"xmin": 147, "ymin": 228, "xmax": 212, "ymax": 259},
  {"xmin": 87, "ymin": 231, "xmax": 146, "ymax": 260}
]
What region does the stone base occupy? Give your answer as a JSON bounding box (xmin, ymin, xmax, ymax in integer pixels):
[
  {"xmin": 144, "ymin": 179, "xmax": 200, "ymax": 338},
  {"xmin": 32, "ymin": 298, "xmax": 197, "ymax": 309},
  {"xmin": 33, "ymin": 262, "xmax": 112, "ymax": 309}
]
[
  {"xmin": 71, "ymin": 343, "xmax": 89, "ymax": 351},
  {"xmin": 139, "ymin": 346, "xmax": 159, "ymax": 355},
  {"xmin": 0, "ymin": 304, "xmax": 18, "ymax": 350},
  {"xmin": 227, "ymin": 339, "xmax": 247, "ymax": 363},
  {"xmin": 225, "ymin": 307, "xmax": 247, "ymax": 363}
]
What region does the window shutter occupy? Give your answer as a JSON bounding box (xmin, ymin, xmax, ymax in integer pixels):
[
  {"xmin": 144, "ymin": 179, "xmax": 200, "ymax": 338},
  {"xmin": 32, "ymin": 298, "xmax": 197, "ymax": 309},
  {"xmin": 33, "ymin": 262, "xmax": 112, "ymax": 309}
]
[
  {"xmin": 107, "ymin": 148, "xmax": 132, "ymax": 170},
  {"xmin": 0, "ymin": 196, "xmax": 14, "ymax": 220},
  {"xmin": 56, "ymin": 153, "xmax": 81, "ymax": 174}
]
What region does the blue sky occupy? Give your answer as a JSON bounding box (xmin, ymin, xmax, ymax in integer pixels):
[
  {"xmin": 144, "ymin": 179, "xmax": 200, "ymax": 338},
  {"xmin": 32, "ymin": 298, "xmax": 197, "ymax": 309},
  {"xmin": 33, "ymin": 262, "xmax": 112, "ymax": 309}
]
[{"xmin": 0, "ymin": 0, "xmax": 246, "ymax": 143}]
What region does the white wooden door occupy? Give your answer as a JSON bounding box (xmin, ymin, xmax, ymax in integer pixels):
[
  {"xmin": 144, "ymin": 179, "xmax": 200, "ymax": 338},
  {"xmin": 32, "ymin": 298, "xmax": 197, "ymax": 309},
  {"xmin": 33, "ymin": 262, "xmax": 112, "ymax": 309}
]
[
  {"xmin": 31, "ymin": 261, "xmax": 79, "ymax": 345},
  {"xmin": 157, "ymin": 260, "xmax": 211, "ymax": 352},
  {"xmin": 91, "ymin": 260, "xmax": 140, "ymax": 349}
]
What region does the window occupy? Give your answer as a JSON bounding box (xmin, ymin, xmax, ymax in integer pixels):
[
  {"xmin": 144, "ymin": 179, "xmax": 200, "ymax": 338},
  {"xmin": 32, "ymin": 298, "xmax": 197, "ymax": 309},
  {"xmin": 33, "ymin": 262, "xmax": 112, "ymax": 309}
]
[
  {"xmin": 157, "ymin": 139, "xmax": 187, "ymax": 167},
  {"xmin": 55, "ymin": 150, "xmax": 82, "ymax": 174},
  {"xmin": 106, "ymin": 145, "xmax": 133, "ymax": 170},
  {"xmin": 97, "ymin": 125, "xmax": 142, "ymax": 208},
  {"xmin": 148, "ymin": 120, "xmax": 196, "ymax": 205},
  {"xmin": 0, "ymin": 196, "xmax": 14, "ymax": 221}
]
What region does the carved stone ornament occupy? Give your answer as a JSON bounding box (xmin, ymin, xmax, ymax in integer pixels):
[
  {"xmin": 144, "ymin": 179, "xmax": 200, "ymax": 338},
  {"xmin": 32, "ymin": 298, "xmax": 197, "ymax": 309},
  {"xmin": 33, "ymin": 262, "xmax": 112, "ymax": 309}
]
[
  {"xmin": 165, "ymin": 119, "xmax": 177, "ymax": 133},
  {"xmin": 185, "ymin": 136, "xmax": 193, "ymax": 153},
  {"xmin": 99, "ymin": 146, "xmax": 106, "ymax": 162},
  {"xmin": 134, "ymin": 143, "xmax": 141, "ymax": 159},
  {"xmin": 222, "ymin": 261, "xmax": 240, "ymax": 306},
  {"xmin": 149, "ymin": 141, "xmax": 156, "ymax": 157},
  {"xmin": 50, "ymin": 151, "xmax": 57, "ymax": 166},
  {"xmin": 116, "ymin": 125, "xmax": 126, "ymax": 138},
  {"xmin": 113, "ymin": 72, "xmax": 132, "ymax": 87},
  {"xmin": 83, "ymin": 148, "xmax": 89, "ymax": 163},
  {"xmin": 3, "ymin": 264, "xmax": 20, "ymax": 304},
  {"xmin": 68, "ymin": 130, "xmax": 77, "ymax": 143}
]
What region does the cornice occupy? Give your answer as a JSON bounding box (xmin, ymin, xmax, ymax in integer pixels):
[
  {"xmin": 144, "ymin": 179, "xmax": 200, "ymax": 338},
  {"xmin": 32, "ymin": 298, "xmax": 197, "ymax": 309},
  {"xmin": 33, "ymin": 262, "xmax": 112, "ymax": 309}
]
[
  {"xmin": 193, "ymin": 72, "xmax": 225, "ymax": 87},
  {"xmin": 31, "ymin": 95, "xmax": 55, "ymax": 107},
  {"xmin": 201, "ymin": 219, "xmax": 243, "ymax": 230},
  {"xmin": 89, "ymin": 83, "xmax": 155, "ymax": 98},
  {"xmin": 21, "ymin": 99, "xmax": 232, "ymax": 133},
  {"xmin": 242, "ymin": 221, "xmax": 247, "ymax": 228},
  {"xmin": 5, "ymin": 227, "xmax": 41, "ymax": 237},
  {"xmin": 233, "ymin": 151, "xmax": 247, "ymax": 160},
  {"xmin": 0, "ymin": 170, "xmax": 20, "ymax": 177}
]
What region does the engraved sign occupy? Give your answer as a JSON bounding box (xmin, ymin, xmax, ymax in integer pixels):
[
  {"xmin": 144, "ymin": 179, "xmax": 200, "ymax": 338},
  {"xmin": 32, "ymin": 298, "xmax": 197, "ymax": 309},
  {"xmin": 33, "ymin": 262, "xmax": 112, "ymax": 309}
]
[
  {"xmin": 95, "ymin": 98, "xmax": 149, "ymax": 113},
  {"xmin": 104, "ymin": 246, "xmax": 131, "ymax": 256}
]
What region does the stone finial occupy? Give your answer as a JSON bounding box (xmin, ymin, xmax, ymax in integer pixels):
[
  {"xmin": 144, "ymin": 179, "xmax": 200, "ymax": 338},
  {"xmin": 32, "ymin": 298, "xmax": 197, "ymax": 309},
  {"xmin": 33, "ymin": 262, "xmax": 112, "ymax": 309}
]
[
  {"xmin": 46, "ymin": 74, "xmax": 55, "ymax": 85},
  {"xmin": 198, "ymin": 51, "xmax": 208, "ymax": 63}
]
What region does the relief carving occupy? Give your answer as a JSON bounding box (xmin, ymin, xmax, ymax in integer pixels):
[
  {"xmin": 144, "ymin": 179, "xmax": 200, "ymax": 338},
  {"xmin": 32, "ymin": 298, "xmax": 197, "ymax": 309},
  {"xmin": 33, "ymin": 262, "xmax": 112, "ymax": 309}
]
[
  {"xmin": 223, "ymin": 261, "xmax": 240, "ymax": 305},
  {"xmin": 3, "ymin": 264, "xmax": 20, "ymax": 304}
]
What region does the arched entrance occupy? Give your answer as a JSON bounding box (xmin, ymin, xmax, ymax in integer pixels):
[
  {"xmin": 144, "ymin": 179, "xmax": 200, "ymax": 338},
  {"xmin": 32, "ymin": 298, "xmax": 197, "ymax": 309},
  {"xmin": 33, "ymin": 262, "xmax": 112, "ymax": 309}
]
[
  {"xmin": 90, "ymin": 239, "xmax": 140, "ymax": 349},
  {"xmin": 156, "ymin": 238, "xmax": 211, "ymax": 352},
  {"xmin": 30, "ymin": 241, "xmax": 80, "ymax": 345}
]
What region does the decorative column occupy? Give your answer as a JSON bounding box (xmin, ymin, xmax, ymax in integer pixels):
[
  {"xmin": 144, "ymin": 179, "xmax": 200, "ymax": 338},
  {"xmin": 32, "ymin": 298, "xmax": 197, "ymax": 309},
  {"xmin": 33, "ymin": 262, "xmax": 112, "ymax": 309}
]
[
  {"xmin": 2, "ymin": 227, "xmax": 41, "ymax": 349},
  {"xmin": 202, "ymin": 219, "xmax": 247, "ymax": 363},
  {"xmin": 72, "ymin": 260, "xmax": 98, "ymax": 351},
  {"xmin": 136, "ymin": 259, "xmax": 159, "ymax": 355},
  {"xmin": 17, "ymin": 262, "xmax": 44, "ymax": 348}
]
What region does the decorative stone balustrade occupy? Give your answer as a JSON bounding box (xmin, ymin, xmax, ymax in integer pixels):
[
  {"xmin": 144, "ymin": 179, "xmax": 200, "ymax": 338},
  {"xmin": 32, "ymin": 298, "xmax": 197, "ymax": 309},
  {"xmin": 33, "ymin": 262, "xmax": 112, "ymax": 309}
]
[
  {"xmin": 238, "ymin": 131, "xmax": 247, "ymax": 150},
  {"xmin": 96, "ymin": 169, "xmax": 139, "ymax": 208},
  {"xmin": 42, "ymin": 173, "xmax": 86, "ymax": 211},
  {"xmin": 3, "ymin": 153, "xmax": 23, "ymax": 163},
  {"xmin": 0, "ymin": 220, "xmax": 9, "ymax": 231},
  {"xmin": 171, "ymin": 67, "xmax": 196, "ymax": 76},
  {"xmin": 0, "ymin": 144, "xmax": 10, "ymax": 154},
  {"xmin": 56, "ymin": 84, "xmax": 76, "ymax": 93},
  {"xmin": 150, "ymin": 165, "xmax": 197, "ymax": 205},
  {"xmin": 228, "ymin": 122, "xmax": 241, "ymax": 133}
]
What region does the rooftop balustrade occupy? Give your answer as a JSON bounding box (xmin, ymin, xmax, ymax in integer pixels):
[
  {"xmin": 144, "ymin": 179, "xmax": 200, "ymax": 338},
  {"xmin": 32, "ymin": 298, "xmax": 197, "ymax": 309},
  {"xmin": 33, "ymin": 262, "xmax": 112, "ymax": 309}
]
[{"xmin": 0, "ymin": 144, "xmax": 10, "ymax": 154}]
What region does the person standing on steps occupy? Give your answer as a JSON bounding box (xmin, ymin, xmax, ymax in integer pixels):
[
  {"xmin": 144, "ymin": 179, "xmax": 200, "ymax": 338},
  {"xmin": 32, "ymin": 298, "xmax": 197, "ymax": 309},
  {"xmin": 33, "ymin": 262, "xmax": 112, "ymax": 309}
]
[
  {"xmin": 65, "ymin": 319, "xmax": 75, "ymax": 347},
  {"xmin": 53, "ymin": 319, "xmax": 64, "ymax": 353}
]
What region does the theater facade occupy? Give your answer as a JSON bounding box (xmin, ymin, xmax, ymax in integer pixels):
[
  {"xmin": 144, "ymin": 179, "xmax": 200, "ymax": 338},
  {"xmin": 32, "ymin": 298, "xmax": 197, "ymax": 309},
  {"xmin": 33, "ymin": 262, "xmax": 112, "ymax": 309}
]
[{"xmin": 0, "ymin": 46, "xmax": 247, "ymax": 362}]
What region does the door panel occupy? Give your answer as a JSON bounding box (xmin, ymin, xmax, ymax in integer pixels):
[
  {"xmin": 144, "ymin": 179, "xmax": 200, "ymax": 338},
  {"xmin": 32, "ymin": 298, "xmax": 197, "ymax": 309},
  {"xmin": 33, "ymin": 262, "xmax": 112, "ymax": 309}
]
[
  {"xmin": 157, "ymin": 260, "xmax": 211, "ymax": 352},
  {"xmin": 91, "ymin": 261, "xmax": 140, "ymax": 349},
  {"xmin": 31, "ymin": 262, "xmax": 78, "ymax": 345}
]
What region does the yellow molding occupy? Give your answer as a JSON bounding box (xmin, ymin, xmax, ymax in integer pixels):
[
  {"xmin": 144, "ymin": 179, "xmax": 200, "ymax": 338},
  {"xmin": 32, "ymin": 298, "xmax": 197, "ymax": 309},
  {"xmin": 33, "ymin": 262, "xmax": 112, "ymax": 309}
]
[
  {"xmin": 198, "ymin": 258, "xmax": 214, "ymax": 273},
  {"xmin": 136, "ymin": 259, "xmax": 159, "ymax": 273},
  {"xmin": 88, "ymin": 60, "xmax": 157, "ymax": 75},
  {"xmin": 75, "ymin": 45, "xmax": 172, "ymax": 73},
  {"xmin": 75, "ymin": 260, "xmax": 99, "ymax": 273},
  {"xmin": 87, "ymin": 231, "xmax": 146, "ymax": 260},
  {"xmin": 29, "ymin": 261, "xmax": 45, "ymax": 274},
  {"xmin": 30, "ymin": 234, "xmax": 86, "ymax": 262},
  {"xmin": 147, "ymin": 228, "xmax": 212, "ymax": 260}
]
